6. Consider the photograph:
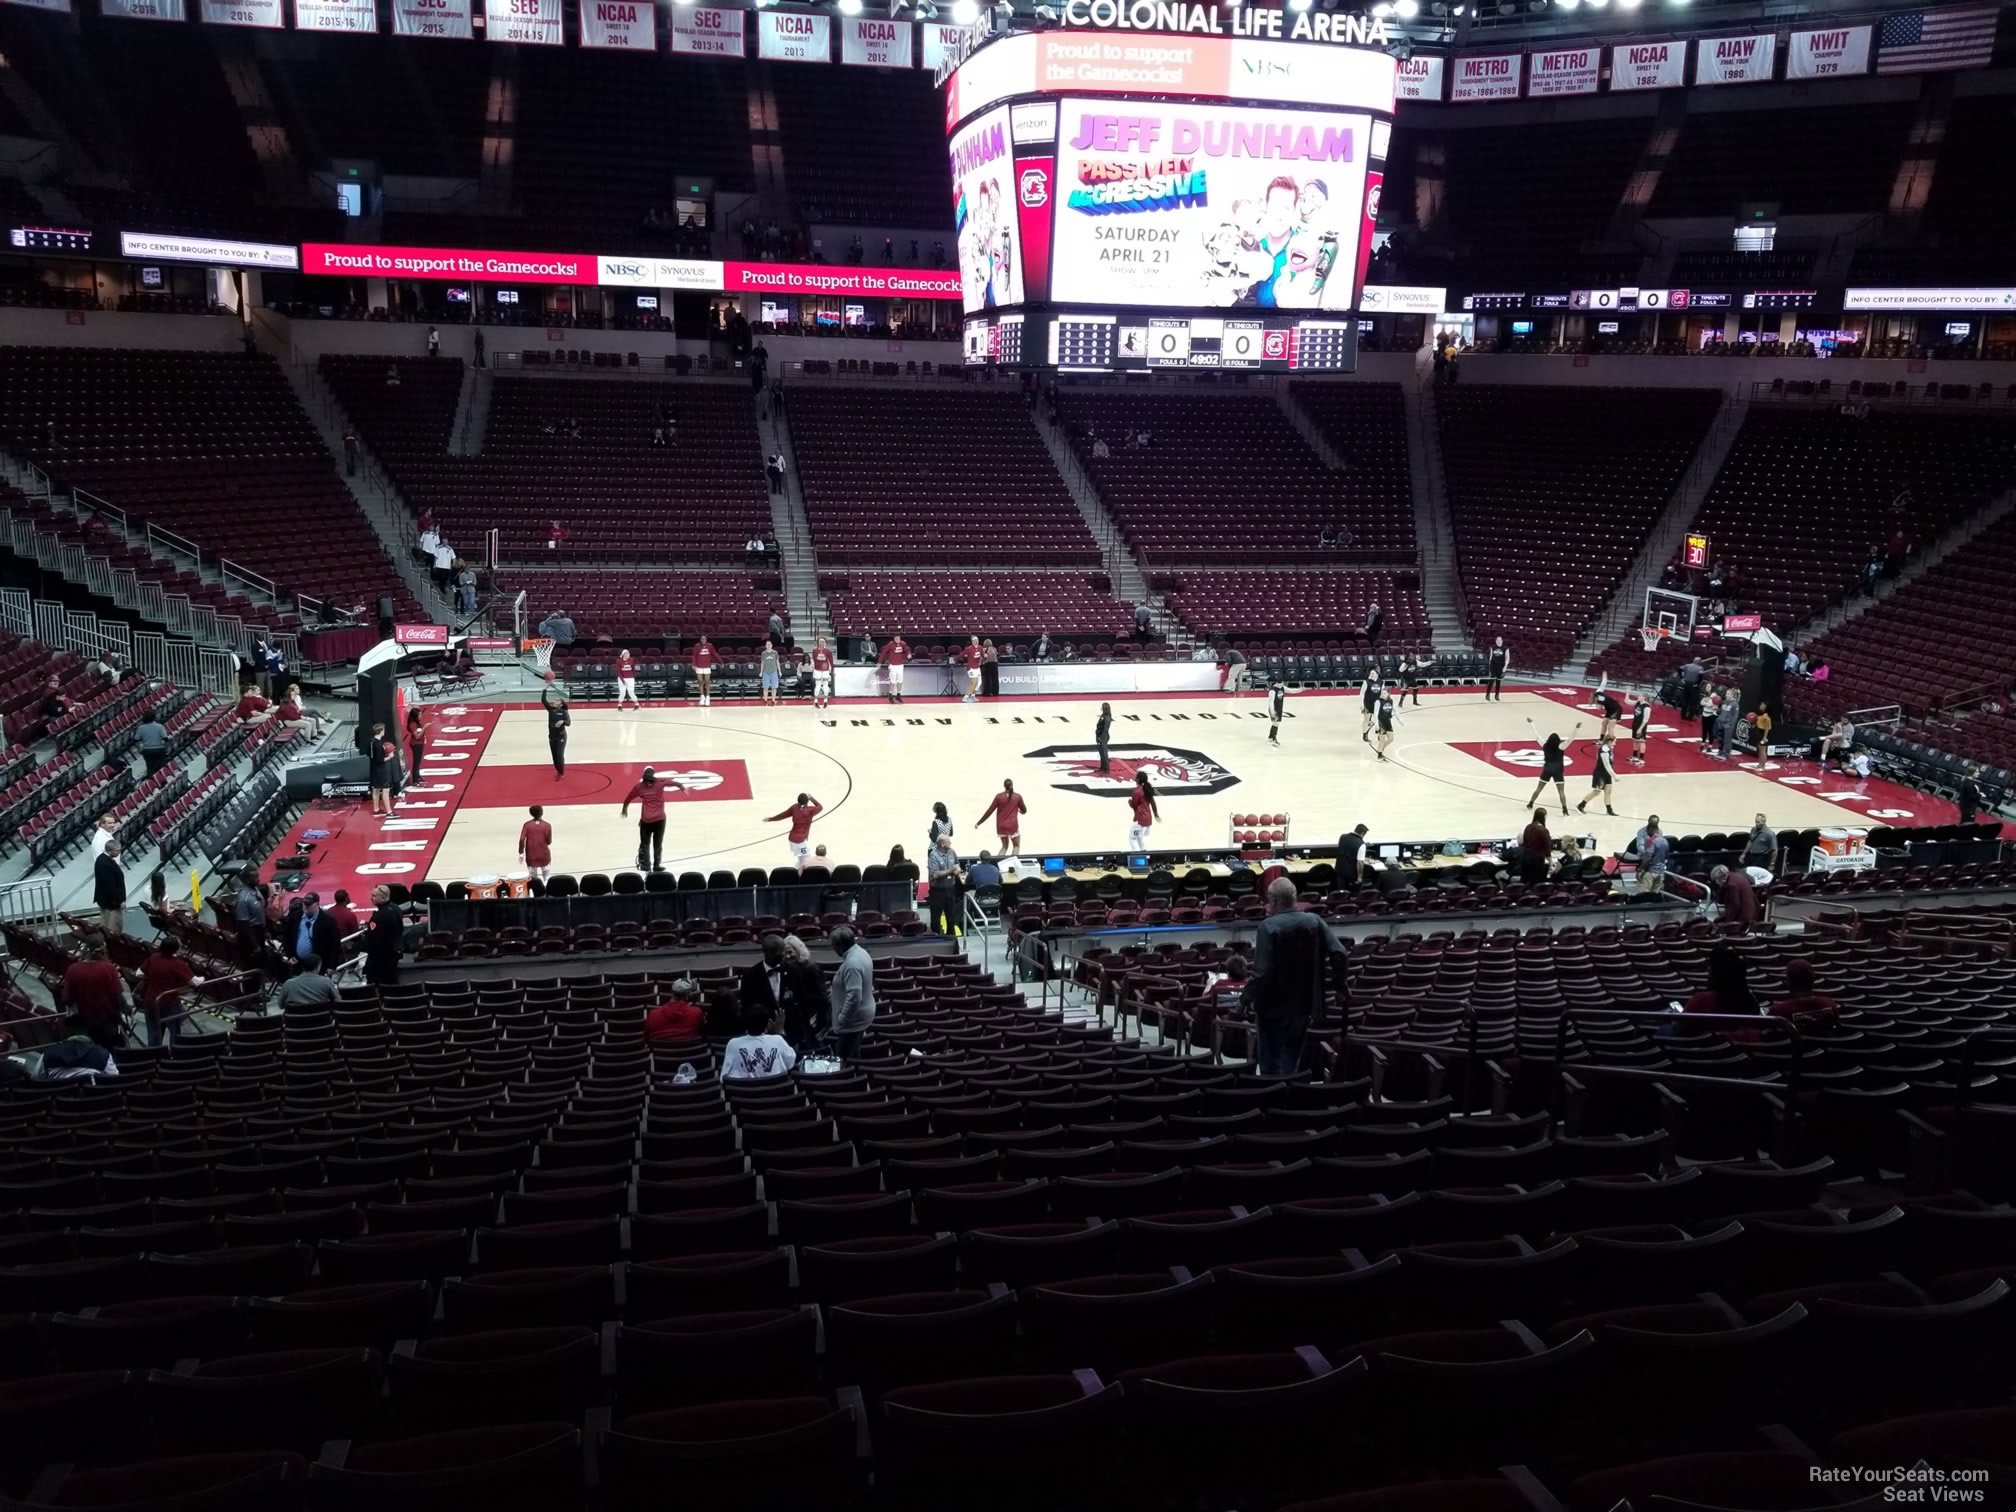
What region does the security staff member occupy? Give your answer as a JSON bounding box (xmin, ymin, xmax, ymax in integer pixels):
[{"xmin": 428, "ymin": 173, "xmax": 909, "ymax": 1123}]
[{"xmin": 541, "ymin": 673, "xmax": 571, "ymax": 777}]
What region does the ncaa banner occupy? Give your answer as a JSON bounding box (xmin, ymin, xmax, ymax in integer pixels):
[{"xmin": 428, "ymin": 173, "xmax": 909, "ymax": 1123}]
[
  {"xmin": 1527, "ymin": 45, "xmax": 1600, "ymax": 97},
  {"xmin": 1449, "ymin": 51, "xmax": 1522, "ymax": 101},
  {"xmin": 580, "ymin": 0, "xmax": 654, "ymax": 49},
  {"xmin": 1609, "ymin": 39, "xmax": 1687, "ymax": 91},
  {"xmin": 1788, "ymin": 23, "xmax": 1872, "ymax": 77},
  {"xmin": 393, "ymin": 0, "xmax": 471, "ymax": 36},
  {"xmin": 757, "ymin": 10, "xmax": 830, "ymax": 62},
  {"xmin": 922, "ymin": 22, "xmax": 982, "ymax": 73},
  {"xmin": 486, "ymin": 0, "xmax": 560, "ymax": 45},
  {"xmin": 102, "ymin": 0, "xmax": 185, "ymax": 16},
  {"xmin": 296, "ymin": 0, "xmax": 376, "ymax": 31},
  {"xmin": 1394, "ymin": 53, "xmax": 1445, "ymax": 100},
  {"xmin": 841, "ymin": 16, "xmax": 913, "ymax": 67},
  {"xmin": 1695, "ymin": 31, "xmax": 1775, "ymax": 84},
  {"xmin": 671, "ymin": 5, "xmax": 742, "ymax": 56},
  {"xmin": 201, "ymin": 0, "xmax": 282, "ymax": 26}
]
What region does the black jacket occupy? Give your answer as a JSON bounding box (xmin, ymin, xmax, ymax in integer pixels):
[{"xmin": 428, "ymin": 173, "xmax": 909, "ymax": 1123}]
[
  {"xmin": 282, "ymin": 903, "xmax": 346, "ymax": 964},
  {"xmin": 1242, "ymin": 908, "xmax": 1350, "ymax": 1028},
  {"xmin": 365, "ymin": 902, "xmax": 405, "ymax": 972},
  {"xmin": 93, "ymin": 853, "xmax": 127, "ymax": 909},
  {"xmin": 739, "ymin": 958, "xmax": 827, "ymax": 1045}
]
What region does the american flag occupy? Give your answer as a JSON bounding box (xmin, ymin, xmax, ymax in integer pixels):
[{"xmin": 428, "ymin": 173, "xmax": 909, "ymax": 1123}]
[{"xmin": 1876, "ymin": 5, "xmax": 1999, "ymax": 72}]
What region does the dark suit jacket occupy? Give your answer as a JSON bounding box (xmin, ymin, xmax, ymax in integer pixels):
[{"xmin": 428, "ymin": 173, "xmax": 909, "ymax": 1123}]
[
  {"xmin": 94, "ymin": 853, "xmax": 127, "ymax": 909},
  {"xmin": 1242, "ymin": 908, "xmax": 1350, "ymax": 1028},
  {"xmin": 739, "ymin": 958, "xmax": 826, "ymax": 1044},
  {"xmin": 282, "ymin": 903, "xmax": 346, "ymax": 964},
  {"xmin": 365, "ymin": 902, "xmax": 405, "ymax": 973}
]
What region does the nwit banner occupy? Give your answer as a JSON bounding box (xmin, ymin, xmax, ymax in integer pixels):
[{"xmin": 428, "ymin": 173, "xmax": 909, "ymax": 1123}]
[
  {"xmin": 1450, "ymin": 51, "xmax": 1523, "ymax": 101},
  {"xmin": 1695, "ymin": 31, "xmax": 1776, "ymax": 84},
  {"xmin": 295, "ymin": 0, "xmax": 375, "ymax": 30},
  {"xmin": 1527, "ymin": 46, "xmax": 1600, "ymax": 97},
  {"xmin": 1610, "ymin": 39, "xmax": 1688, "ymax": 91},
  {"xmin": 486, "ymin": 0, "xmax": 560, "ymax": 46},
  {"xmin": 757, "ymin": 10, "xmax": 829, "ymax": 62},
  {"xmin": 1394, "ymin": 54, "xmax": 1445, "ymax": 100},
  {"xmin": 392, "ymin": 0, "xmax": 470, "ymax": 36},
  {"xmin": 840, "ymin": 16, "xmax": 913, "ymax": 67},
  {"xmin": 670, "ymin": 5, "xmax": 742, "ymax": 56},
  {"xmin": 1788, "ymin": 23, "xmax": 1873, "ymax": 77},
  {"xmin": 200, "ymin": 0, "xmax": 282, "ymax": 26},
  {"xmin": 580, "ymin": 0, "xmax": 654, "ymax": 49},
  {"xmin": 101, "ymin": 0, "xmax": 183, "ymax": 16}
]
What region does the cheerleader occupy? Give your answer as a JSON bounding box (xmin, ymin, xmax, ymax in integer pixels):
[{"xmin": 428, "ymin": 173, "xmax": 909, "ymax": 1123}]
[
  {"xmin": 1524, "ymin": 717, "xmax": 1580, "ymax": 814},
  {"xmin": 1576, "ymin": 734, "xmax": 1620, "ymax": 817},
  {"xmin": 1373, "ymin": 689, "xmax": 1398, "ymax": 762},
  {"xmin": 1359, "ymin": 665, "xmax": 1384, "ymax": 742},
  {"xmin": 1627, "ymin": 697, "xmax": 1653, "ymax": 767}
]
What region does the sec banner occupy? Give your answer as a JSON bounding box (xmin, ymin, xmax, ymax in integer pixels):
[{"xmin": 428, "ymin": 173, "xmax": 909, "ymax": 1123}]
[
  {"xmin": 1788, "ymin": 23, "xmax": 1872, "ymax": 77},
  {"xmin": 580, "ymin": 0, "xmax": 654, "ymax": 49},
  {"xmin": 1610, "ymin": 39, "xmax": 1688, "ymax": 91},
  {"xmin": 392, "ymin": 0, "xmax": 470, "ymax": 36},
  {"xmin": 1449, "ymin": 51, "xmax": 1522, "ymax": 102},
  {"xmin": 486, "ymin": 0, "xmax": 560, "ymax": 46},
  {"xmin": 841, "ymin": 16, "xmax": 913, "ymax": 67},
  {"xmin": 295, "ymin": 0, "xmax": 375, "ymax": 30},
  {"xmin": 1393, "ymin": 54, "xmax": 1444, "ymax": 100},
  {"xmin": 1695, "ymin": 31, "xmax": 1775, "ymax": 84},
  {"xmin": 757, "ymin": 10, "xmax": 829, "ymax": 62},
  {"xmin": 1527, "ymin": 45, "xmax": 1599, "ymax": 97},
  {"xmin": 1049, "ymin": 99, "xmax": 1372, "ymax": 314},
  {"xmin": 671, "ymin": 4, "xmax": 742, "ymax": 56}
]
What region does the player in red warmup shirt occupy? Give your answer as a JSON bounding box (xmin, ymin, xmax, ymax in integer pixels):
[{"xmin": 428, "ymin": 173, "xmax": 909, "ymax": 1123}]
[
  {"xmin": 518, "ymin": 804, "xmax": 554, "ymax": 882},
  {"xmin": 961, "ymin": 636, "xmax": 984, "ymax": 703},
  {"xmin": 614, "ymin": 647, "xmax": 640, "ymax": 711},
  {"xmin": 690, "ymin": 635, "xmax": 717, "ymax": 707},
  {"xmin": 622, "ymin": 766, "xmax": 687, "ymax": 872},
  {"xmin": 810, "ymin": 635, "xmax": 835, "ymax": 711},
  {"xmin": 1126, "ymin": 773, "xmax": 1161, "ymax": 857},
  {"xmin": 878, "ymin": 635, "xmax": 910, "ymax": 705},
  {"xmin": 975, "ymin": 777, "xmax": 1029, "ymax": 856},
  {"xmin": 764, "ymin": 792, "xmax": 824, "ymax": 869}
]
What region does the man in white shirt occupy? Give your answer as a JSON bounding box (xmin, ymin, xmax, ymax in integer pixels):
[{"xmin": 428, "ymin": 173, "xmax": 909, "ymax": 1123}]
[
  {"xmin": 431, "ymin": 540, "xmax": 457, "ymax": 592},
  {"xmin": 418, "ymin": 526, "xmax": 441, "ymax": 561},
  {"xmin": 90, "ymin": 815, "xmax": 118, "ymax": 858},
  {"xmin": 723, "ymin": 1002, "xmax": 797, "ymax": 1079}
]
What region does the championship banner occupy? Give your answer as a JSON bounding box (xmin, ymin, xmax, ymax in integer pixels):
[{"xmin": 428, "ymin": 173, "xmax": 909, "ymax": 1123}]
[
  {"xmin": 1393, "ymin": 53, "xmax": 1445, "ymax": 100},
  {"xmin": 580, "ymin": 0, "xmax": 654, "ymax": 50},
  {"xmin": 670, "ymin": 4, "xmax": 742, "ymax": 56},
  {"xmin": 200, "ymin": 0, "xmax": 283, "ymax": 26},
  {"xmin": 756, "ymin": 10, "xmax": 830, "ymax": 62},
  {"xmin": 1527, "ymin": 45, "xmax": 1600, "ymax": 97},
  {"xmin": 922, "ymin": 21, "xmax": 983, "ymax": 73},
  {"xmin": 840, "ymin": 15, "xmax": 913, "ymax": 67},
  {"xmin": 1787, "ymin": 23, "xmax": 1872, "ymax": 77},
  {"xmin": 950, "ymin": 108, "xmax": 1023, "ymax": 314},
  {"xmin": 1449, "ymin": 51, "xmax": 1523, "ymax": 102},
  {"xmin": 295, "ymin": 0, "xmax": 375, "ymax": 31},
  {"xmin": 101, "ymin": 0, "xmax": 186, "ymax": 17},
  {"xmin": 1694, "ymin": 31, "xmax": 1776, "ymax": 84},
  {"xmin": 1609, "ymin": 39, "xmax": 1688, "ymax": 91},
  {"xmin": 485, "ymin": 0, "xmax": 560, "ymax": 46},
  {"xmin": 0, "ymin": 0, "xmax": 71, "ymax": 13},
  {"xmin": 393, "ymin": 0, "xmax": 471, "ymax": 37}
]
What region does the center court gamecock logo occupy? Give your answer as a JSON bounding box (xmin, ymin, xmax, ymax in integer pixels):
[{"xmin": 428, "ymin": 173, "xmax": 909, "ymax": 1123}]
[
  {"xmin": 1019, "ymin": 167, "xmax": 1050, "ymax": 209},
  {"xmin": 1027, "ymin": 743, "xmax": 1240, "ymax": 799}
]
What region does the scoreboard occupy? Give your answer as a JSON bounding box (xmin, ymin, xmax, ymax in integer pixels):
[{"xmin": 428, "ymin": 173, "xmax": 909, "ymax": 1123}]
[{"xmin": 1045, "ymin": 313, "xmax": 1358, "ymax": 373}]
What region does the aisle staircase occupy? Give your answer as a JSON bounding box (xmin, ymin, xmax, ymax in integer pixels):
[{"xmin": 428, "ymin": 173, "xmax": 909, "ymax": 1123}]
[
  {"xmin": 757, "ymin": 405, "xmax": 832, "ymax": 646},
  {"xmin": 1403, "ymin": 371, "xmax": 1468, "ymax": 656}
]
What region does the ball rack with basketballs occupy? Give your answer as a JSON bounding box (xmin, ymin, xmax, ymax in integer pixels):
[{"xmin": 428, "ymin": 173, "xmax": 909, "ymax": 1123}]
[{"xmin": 1230, "ymin": 811, "xmax": 1291, "ymax": 856}]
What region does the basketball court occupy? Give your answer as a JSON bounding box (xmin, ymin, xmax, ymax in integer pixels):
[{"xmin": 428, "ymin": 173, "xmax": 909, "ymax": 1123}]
[{"xmin": 267, "ymin": 684, "xmax": 1964, "ymax": 899}]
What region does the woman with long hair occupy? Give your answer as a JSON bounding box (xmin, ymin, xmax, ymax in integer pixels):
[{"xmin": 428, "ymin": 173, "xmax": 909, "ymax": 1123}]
[
  {"xmin": 1576, "ymin": 734, "xmax": 1620, "ymax": 818},
  {"xmin": 1126, "ymin": 772, "xmax": 1161, "ymax": 856},
  {"xmin": 1523, "ymin": 716, "xmax": 1579, "ymax": 815},
  {"xmin": 1685, "ymin": 943, "xmax": 1762, "ymax": 1022}
]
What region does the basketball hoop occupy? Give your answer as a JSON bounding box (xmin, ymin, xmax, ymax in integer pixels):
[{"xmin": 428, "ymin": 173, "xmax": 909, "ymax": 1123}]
[
  {"xmin": 1637, "ymin": 626, "xmax": 1665, "ymax": 653},
  {"xmin": 524, "ymin": 636, "xmax": 555, "ymax": 676}
]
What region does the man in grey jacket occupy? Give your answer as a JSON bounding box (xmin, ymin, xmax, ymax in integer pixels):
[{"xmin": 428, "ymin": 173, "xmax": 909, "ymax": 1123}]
[
  {"xmin": 828, "ymin": 925, "xmax": 877, "ymax": 1059},
  {"xmin": 1242, "ymin": 878, "xmax": 1350, "ymax": 1077}
]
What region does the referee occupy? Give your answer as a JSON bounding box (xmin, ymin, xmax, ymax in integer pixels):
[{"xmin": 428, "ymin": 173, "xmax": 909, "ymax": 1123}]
[{"xmin": 541, "ymin": 672, "xmax": 570, "ymax": 778}]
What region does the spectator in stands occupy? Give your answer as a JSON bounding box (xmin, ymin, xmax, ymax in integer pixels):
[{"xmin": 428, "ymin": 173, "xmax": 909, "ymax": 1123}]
[
  {"xmin": 1819, "ymin": 717, "xmax": 1855, "ymax": 772},
  {"xmin": 644, "ymin": 978, "xmax": 706, "ymax": 1045},
  {"xmin": 725, "ymin": 1001, "xmax": 797, "ymax": 1080},
  {"xmin": 1243, "ymin": 877, "xmax": 1349, "ymax": 1077},
  {"xmin": 39, "ymin": 676, "xmax": 69, "ymax": 724},
  {"xmin": 59, "ymin": 939, "xmax": 128, "ymax": 1052},
  {"xmin": 1034, "ymin": 632, "xmax": 1052, "ymax": 662},
  {"xmin": 1133, "ymin": 601, "xmax": 1153, "ymax": 640},
  {"xmin": 456, "ymin": 563, "xmax": 477, "ymax": 615},
  {"xmin": 741, "ymin": 934, "xmax": 823, "ymax": 1048},
  {"xmin": 1715, "ymin": 696, "xmax": 1743, "ymax": 761},
  {"xmin": 1518, "ymin": 810, "xmax": 1552, "ymax": 886},
  {"xmin": 1709, "ymin": 864, "xmax": 1761, "ymax": 928},
  {"xmin": 367, "ymin": 722, "xmax": 399, "ymax": 818},
  {"xmin": 137, "ymin": 937, "xmax": 197, "ymax": 1047},
  {"xmin": 537, "ymin": 609, "xmax": 576, "ymax": 647},
  {"xmin": 1337, "ymin": 822, "xmax": 1369, "ymax": 885},
  {"xmin": 473, "ymin": 330, "xmax": 485, "ymax": 369},
  {"xmin": 1861, "ymin": 543, "xmax": 1884, "ymax": 597},
  {"xmin": 277, "ymin": 685, "xmax": 326, "ymax": 738},
  {"xmin": 90, "ymin": 814, "xmax": 118, "ymax": 859},
  {"xmin": 93, "ymin": 839, "xmax": 127, "ymax": 937},
  {"xmin": 1632, "ymin": 816, "xmax": 1671, "ymax": 894},
  {"xmin": 1742, "ymin": 815, "xmax": 1780, "ymax": 875},
  {"xmin": 1770, "ymin": 959, "xmax": 1839, "ymax": 1031},
  {"xmin": 1957, "ymin": 766, "xmax": 1985, "ymax": 825},
  {"xmin": 276, "ymin": 953, "xmax": 338, "ymax": 1014},
  {"xmin": 431, "ymin": 538, "xmax": 457, "ymax": 593},
  {"xmin": 136, "ymin": 709, "xmax": 168, "ymax": 776},
  {"xmin": 516, "ymin": 804, "xmax": 553, "ymax": 884},
  {"xmin": 1092, "ymin": 434, "xmax": 1112, "ymax": 460},
  {"xmin": 385, "ymin": 364, "xmax": 400, "ymax": 388},
  {"xmin": 1364, "ymin": 603, "xmax": 1384, "ymax": 649},
  {"xmin": 968, "ymin": 850, "xmax": 1003, "ymax": 890},
  {"xmin": 1683, "ymin": 943, "xmax": 1761, "ymax": 1022},
  {"xmin": 765, "ymin": 454, "xmax": 786, "ymax": 496},
  {"xmin": 316, "ymin": 891, "xmax": 358, "ymax": 948},
  {"xmin": 1783, "ymin": 647, "xmax": 1804, "ymax": 677},
  {"xmin": 342, "ymin": 427, "xmax": 358, "ymax": 477},
  {"xmin": 363, "ymin": 885, "xmax": 403, "ymax": 985},
  {"xmin": 426, "ymin": 325, "xmax": 440, "ymax": 358},
  {"xmin": 828, "ymin": 925, "xmax": 877, "ymax": 1059},
  {"xmin": 419, "ymin": 521, "xmax": 441, "ymax": 565},
  {"xmin": 284, "ymin": 892, "xmax": 344, "ymax": 966}
]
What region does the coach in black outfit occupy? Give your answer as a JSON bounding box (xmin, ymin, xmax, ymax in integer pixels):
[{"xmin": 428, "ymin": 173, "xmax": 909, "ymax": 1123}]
[
  {"xmin": 364, "ymin": 885, "xmax": 405, "ymax": 986},
  {"xmin": 1094, "ymin": 702, "xmax": 1113, "ymax": 775},
  {"xmin": 741, "ymin": 933, "xmax": 827, "ymax": 1047},
  {"xmin": 541, "ymin": 673, "xmax": 571, "ymax": 777}
]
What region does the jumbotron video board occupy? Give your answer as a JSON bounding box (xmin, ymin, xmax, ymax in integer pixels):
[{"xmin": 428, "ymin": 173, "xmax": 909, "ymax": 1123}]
[{"xmin": 945, "ymin": 29, "xmax": 1396, "ymax": 372}]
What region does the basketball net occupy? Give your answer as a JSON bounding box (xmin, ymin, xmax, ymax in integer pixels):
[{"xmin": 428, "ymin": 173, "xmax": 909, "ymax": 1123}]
[
  {"xmin": 1637, "ymin": 626, "xmax": 1666, "ymax": 652},
  {"xmin": 524, "ymin": 636, "xmax": 555, "ymax": 675}
]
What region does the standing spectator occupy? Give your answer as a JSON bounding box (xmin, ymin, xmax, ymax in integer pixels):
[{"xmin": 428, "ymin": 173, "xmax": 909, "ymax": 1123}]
[
  {"xmin": 1697, "ymin": 686, "xmax": 1721, "ymax": 747},
  {"xmin": 59, "ymin": 939, "xmax": 129, "ymax": 1051},
  {"xmin": 975, "ymin": 778, "xmax": 1029, "ymax": 857},
  {"xmin": 419, "ymin": 520, "xmax": 441, "ymax": 565},
  {"xmin": 431, "ymin": 537, "xmax": 457, "ymax": 593},
  {"xmin": 1957, "ymin": 766, "xmax": 1984, "ymax": 825},
  {"xmin": 614, "ymin": 646, "xmax": 640, "ymax": 712},
  {"xmin": 1126, "ymin": 772, "xmax": 1160, "ymax": 856},
  {"xmin": 766, "ymin": 452, "xmax": 786, "ymax": 495},
  {"xmin": 878, "ymin": 634, "xmax": 911, "ymax": 704},
  {"xmin": 542, "ymin": 673, "xmax": 571, "ymax": 777},
  {"xmin": 1518, "ymin": 809, "xmax": 1552, "ymax": 886},
  {"xmin": 1484, "ymin": 636, "xmax": 1508, "ymax": 701},
  {"xmin": 364, "ymin": 884, "xmax": 404, "ymax": 986},
  {"xmin": 367, "ymin": 721, "xmax": 400, "ymax": 817},
  {"xmin": 742, "ymin": 933, "xmax": 826, "ymax": 1047},
  {"xmin": 768, "ymin": 608, "xmax": 786, "ymax": 647},
  {"xmin": 519, "ymin": 804, "xmax": 553, "ymax": 883},
  {"xmin": 1133, "ymin": 601, "xmax": 1154, "ymax": 640},
  {"xmin": 426, "ymin": 325, "xmax": 440, "ymax": 358},
  {"xmin": 456, "ymin": 562, "xmax": 477, "ymax": 615},
  {"xmin": 1715, "ymin": 697, "xmax": 1741, "ymax": 762},
  {"xmin": 284, "ymin": 891, "xmax": 344, "ymax": 965},
  {"xmin": 94, "ymin": 839, "xmax": 127, "ymax": 937},
  {"xmin": 234, "ymin": 881, "xmax": 267, "ymax": 964},
  {"xmin": 1094, "ymin": 701, "xmax": 1113, "ymax": 775},
  {"xmin": 1741, "ymin": 814, "xmax": 1780, "ymax": 875},
  {"xmin": 622, "ymin": 766, "xmax": 685, "ymax": 872},
  {"xmin": 1242, "ymin": 877, "xmax": 1349, "ymax": 1077},
  {"xmin": 1363, "ymin": 602, "xmax": 1383, "ymax": 649},
  {"xmin": 828, "ymin": 925, "xmax": 877, "ymax": 1060},
  {"xmin": 137, "ymin": 936, "xmax": 197, "ymax": 1047},
  {"xmin": 473, "ymin": 329, "xmax": 485, "ymax": 369},
  {"xmin": 325, "ymin": 888, "xmax": 360, "ymax": 942},
  {"xmin": 690, "ymin": 635, "xmax": 717, "ymax": 706},
  {"xmin": 764, "ymin": 792, "xmax": 824, "ymax": 869},
  {"xmin": 342, "ymin": 427, "xmax": 359, "ymax": 478},
  {"xmin": 90, "ymin": 814, "xmax": 118, "ymax": 858},
  {"xmin": 135, "ymin": 708, "xmax": 168, "ymax": 775},
  {"xmin": 1633, "ymin": 816, "xmax": 1671, "ymax": 893},
  {"xmin": 1708, "ymin": 864, "xmax": 1761, "ymax": 928}
]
